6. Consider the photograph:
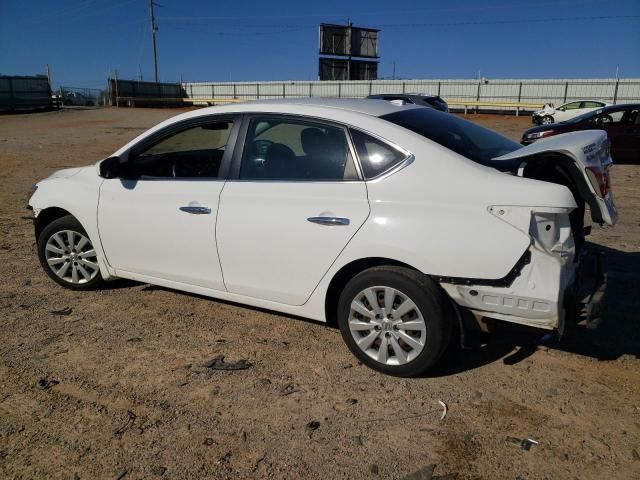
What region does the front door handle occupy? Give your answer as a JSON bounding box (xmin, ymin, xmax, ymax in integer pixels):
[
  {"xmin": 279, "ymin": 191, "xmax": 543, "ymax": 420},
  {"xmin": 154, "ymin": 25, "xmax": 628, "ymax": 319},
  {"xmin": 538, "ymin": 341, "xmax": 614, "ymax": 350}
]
[
  {"xmin": 307, "ymin": 216, "xmax": 350, "ymax": 226},
  {"xmin": 179, "ymin": 205, "xmax": 212, "ymax": 215}
]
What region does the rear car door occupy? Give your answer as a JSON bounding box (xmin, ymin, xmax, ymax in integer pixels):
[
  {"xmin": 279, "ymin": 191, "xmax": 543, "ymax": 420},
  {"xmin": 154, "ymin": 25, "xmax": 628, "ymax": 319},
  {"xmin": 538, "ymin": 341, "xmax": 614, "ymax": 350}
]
[
  {"xmin": 593, "ymin": 107, "xmax": 639, "ymax": 162},
  {"xmin": 98, "ymin": 116, "xmax": 239, "ymax": 290},
  {"xmin": 216, "ymin": 115, "xmax": 370, "ymax": 305}
]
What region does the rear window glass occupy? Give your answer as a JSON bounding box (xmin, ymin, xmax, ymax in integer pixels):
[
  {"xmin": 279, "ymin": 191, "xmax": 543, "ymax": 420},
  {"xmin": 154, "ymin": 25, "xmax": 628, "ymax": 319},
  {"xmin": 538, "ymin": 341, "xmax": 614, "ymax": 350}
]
[
  {"xmin": 380, "ymin": 108, "xmax": 520, "ymax": 166},
  {"xmin": 350, "ymin": 129, "xmax": 408, "ymax": 178}
]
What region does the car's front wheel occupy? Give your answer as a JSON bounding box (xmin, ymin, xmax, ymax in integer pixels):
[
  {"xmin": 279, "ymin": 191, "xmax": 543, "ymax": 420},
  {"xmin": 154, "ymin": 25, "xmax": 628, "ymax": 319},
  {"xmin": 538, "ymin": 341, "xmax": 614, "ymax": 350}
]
[
  {"xmin": 337, "ymin": 266, "xmax": 452, "ymax": 377},
  {"xmin": 37, "ymin": 215, "xmax": 104, "ymax": 290},
  {"xmin": 541, "ymin": 115, "xmax": 554, "ymax": 125}
]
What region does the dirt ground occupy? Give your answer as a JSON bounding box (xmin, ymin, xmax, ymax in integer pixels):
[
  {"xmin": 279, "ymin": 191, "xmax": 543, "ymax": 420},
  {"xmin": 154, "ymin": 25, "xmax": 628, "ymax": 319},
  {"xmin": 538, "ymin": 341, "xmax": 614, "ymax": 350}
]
[{"xmin": 0, "ymin": 108, "xmax": 639, "ymax": 480}]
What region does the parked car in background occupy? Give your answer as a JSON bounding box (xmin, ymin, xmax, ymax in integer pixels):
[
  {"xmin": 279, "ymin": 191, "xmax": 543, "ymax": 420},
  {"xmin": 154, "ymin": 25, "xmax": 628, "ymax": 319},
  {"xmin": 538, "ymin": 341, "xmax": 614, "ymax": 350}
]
[
  {"xmin": 28, "ymin": 99, "xmax": 616, "ymax": 376},
  {"xmin": 522, "ymin": 103, "xmax": 640, "ymax": 163},
  {"xmin": 532, "ymin": 100, "xmax": 609, "ymax": 125},
  {"xmin": 60, "ymin": 91, "xmax": 95, "ymax": 107},
  {"xmin": 367, "ymin": 93, "xmax": 449, "ymax": 112}
]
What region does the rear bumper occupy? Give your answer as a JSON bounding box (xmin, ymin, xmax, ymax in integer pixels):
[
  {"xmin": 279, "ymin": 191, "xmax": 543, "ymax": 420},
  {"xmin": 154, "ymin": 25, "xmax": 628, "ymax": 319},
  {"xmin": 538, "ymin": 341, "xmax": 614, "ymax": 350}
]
[{"xmin": 441, "ymin": 246, "xmax": 577, "ymax": 330}]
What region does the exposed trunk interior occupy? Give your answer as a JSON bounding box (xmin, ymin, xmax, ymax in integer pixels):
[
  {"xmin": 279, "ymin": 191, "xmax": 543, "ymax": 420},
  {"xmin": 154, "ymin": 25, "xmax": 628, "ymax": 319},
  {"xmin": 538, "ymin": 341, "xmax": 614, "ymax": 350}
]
[{"xmin": 506, "ymin": 153, "xmax": 590, "ymax": 253}]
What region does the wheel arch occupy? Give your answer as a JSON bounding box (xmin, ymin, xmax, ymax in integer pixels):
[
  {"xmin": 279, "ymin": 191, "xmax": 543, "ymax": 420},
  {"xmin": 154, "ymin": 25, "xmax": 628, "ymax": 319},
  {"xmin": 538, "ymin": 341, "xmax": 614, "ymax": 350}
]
[
  {"xmin": 324, "ymin": 257, "xmax": 420, "ymax": 327},
  {"xmin": 34, "ymin": 207, "xmax": 75, "ymax": 240}
]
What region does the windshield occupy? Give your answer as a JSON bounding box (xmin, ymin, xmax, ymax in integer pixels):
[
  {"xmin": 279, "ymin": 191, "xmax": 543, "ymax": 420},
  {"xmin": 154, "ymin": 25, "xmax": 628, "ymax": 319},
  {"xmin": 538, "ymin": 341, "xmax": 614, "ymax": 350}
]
[{"xmin": 381, "ymin": 108, "xmax": 521, "ymax": 166}]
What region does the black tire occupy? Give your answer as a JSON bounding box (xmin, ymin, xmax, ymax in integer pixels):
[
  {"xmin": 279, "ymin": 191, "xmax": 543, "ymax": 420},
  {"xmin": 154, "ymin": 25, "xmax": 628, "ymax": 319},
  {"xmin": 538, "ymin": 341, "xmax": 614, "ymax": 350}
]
[
  {"xmin": 37, "ymin": 215, "xmax": 104, "ymax": 290},
  {"xmin": 541, "ymin": 115, "xmax": 554, "ymax": 125},
  {"xmin": 337, "ymin": 266, "xmax": 452, "ymax": 377}
]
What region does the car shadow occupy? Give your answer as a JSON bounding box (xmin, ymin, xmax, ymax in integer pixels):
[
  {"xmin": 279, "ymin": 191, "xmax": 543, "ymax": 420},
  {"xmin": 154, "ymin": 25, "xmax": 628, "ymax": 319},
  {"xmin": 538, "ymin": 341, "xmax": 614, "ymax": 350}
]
[
  {"xmin": 94, "ymin": 243, "xmax": 640, "ymax": 377},
  {"xmin": 425, "ymin": 242, "xmax": 640, "ymax": 377}
]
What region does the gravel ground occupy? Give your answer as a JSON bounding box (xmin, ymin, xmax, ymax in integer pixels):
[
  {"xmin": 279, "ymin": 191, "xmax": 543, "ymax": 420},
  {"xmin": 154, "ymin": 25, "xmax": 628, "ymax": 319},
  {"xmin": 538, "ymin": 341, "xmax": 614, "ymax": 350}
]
[{"xmin": 0, "ymin": 108, "xmax": 639, "ymax": 480}]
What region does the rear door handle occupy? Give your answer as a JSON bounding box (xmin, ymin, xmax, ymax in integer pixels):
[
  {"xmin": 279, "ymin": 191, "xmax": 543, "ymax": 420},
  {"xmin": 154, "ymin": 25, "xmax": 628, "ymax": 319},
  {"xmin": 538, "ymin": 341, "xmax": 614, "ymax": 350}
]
[
  {"xmin": 307, "ymin": 216, "xmax": 350, "ymax": 226},
  {"xmin": 179, "ymin": 205, "xmax": 212, "ymax": 215}
]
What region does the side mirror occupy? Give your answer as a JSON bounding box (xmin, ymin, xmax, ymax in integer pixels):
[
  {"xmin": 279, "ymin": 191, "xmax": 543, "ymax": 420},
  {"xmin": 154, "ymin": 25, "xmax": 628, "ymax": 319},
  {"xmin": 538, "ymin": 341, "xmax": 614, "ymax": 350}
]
[{"xmin": 99, "ymin": 156, "xmax": 121, "ymax": 179}]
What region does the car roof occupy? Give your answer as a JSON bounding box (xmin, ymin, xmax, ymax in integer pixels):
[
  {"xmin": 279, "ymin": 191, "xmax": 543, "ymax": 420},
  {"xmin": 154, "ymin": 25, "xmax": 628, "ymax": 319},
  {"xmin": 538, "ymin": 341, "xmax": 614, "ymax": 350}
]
[
  {"xmin": 193, "ymin": 97, "xmax": 423, "ymax": 118},
  {"xmin": 406, "ymin": 93, "xmax": 439, "ymax": 98},
  {"xmin": 599, "ymin": 103, "xmax": 640, "ymax": 111},
  {"xmin": 368, "ymin": 93, "xmax": 438, "ymax": 99},
  {"xmin": 561, "ymin": 99, "xmax": 608, "ymax": 103},
  {"xmin": 577, "ymin": 103, "xmax": 640, "ymax": 118}
]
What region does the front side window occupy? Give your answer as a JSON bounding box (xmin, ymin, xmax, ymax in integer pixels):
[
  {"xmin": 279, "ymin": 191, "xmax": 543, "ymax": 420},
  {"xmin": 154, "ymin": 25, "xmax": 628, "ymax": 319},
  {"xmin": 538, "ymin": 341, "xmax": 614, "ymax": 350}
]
[
  {"xmin": 583, "ymin": 101, "xmax": 604, "ymax": 108},
  {"xmin": 240, "ymin": 118, "xmax": 358, "ymax": 181},
  {"xmin": 562, "ymin": 102, "xmax": 581, "ymax": 110},
  {"xmin": 350, "ymin": 129, "xmax": 408, "ymax": 178},
  {"xmin": 128, "ymin": 120, "xmax": 233, "ymax": 178}
]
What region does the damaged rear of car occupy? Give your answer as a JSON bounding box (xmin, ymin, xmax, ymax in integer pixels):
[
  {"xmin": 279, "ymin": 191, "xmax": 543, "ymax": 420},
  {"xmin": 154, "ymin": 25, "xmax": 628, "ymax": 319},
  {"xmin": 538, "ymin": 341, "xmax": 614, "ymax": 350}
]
[{"xmin": 381, "ymin": 108, "xmax": 616, "ymax": 332}]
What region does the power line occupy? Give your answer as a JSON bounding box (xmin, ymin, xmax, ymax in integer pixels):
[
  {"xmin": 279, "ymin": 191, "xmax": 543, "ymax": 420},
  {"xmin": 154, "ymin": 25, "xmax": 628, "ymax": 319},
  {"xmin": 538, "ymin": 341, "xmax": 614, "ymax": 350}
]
[
  {"xmin": 377, "ymin": 15, "xmax": 640, "ymax": 28},
  {"xmin": 158, "ymin": 14, "xmax": 640, "ymax": 37}
]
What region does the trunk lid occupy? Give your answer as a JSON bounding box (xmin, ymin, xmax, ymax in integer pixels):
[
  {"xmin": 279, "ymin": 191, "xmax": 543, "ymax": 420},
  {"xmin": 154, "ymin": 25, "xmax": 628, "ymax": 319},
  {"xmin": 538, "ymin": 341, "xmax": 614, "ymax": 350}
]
[{"xmin": 491, "ymin": 130, "xmax": 617, "ymax": 225}]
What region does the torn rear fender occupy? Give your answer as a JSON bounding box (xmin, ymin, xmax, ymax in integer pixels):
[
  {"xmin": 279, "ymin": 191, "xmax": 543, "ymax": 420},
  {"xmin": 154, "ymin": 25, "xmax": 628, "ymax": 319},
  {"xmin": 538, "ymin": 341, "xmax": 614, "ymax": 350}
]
[{"xmin": 492, "ymin": 130, "xmax": 617, "ymax": 226}]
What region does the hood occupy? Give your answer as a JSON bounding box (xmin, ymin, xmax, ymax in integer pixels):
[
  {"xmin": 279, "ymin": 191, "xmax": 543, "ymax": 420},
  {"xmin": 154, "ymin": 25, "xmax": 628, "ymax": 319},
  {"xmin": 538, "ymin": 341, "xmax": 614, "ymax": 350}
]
[
  {"xmin": 533, "ymin": 104, "xmax": 555, "ymax": 116},
  {"xmin": 46, "ymin": 167, "xmax": 85, "ymax": 180}
]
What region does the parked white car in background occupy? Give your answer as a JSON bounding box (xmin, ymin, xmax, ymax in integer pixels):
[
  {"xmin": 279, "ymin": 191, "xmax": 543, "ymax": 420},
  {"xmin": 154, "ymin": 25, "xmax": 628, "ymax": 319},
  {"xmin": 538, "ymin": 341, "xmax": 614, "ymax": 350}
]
[
  {"xmin": 28, "ymin": 99, "xmax": 617, "ymax": 376},
  {"xmin": 532, "ymin": 100, "xmax": 609, "ymax": 125}
]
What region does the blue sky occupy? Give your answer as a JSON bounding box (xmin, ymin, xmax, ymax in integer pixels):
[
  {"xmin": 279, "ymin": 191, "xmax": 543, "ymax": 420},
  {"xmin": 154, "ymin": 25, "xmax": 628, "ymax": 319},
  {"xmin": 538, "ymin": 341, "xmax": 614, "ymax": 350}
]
[{"xmin": 1, "ymin": 0, "xmax": 639, "ymax": 88}]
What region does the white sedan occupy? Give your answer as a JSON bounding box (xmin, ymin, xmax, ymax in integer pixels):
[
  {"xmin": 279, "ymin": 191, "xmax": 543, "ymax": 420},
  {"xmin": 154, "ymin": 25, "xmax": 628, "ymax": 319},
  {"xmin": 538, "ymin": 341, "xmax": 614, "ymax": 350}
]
[
  {"xmin": 28, "ymin": 99, "xmax": 617, "ymax": 376},
  {"xmin": 532, "ymin": 100, "xmax": 609, "ymax": 125}
]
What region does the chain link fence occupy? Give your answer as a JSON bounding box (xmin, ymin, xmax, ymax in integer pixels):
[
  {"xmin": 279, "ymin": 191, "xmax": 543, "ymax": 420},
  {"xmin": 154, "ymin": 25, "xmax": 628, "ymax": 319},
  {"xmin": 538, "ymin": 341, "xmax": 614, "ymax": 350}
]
[
  {"xmin": 183, "ymin": 78, "xmax": 640, "ymax": 113},
  {"xmin": 53, "ymin": 87, "xmax": 104, "ymax": 107}
]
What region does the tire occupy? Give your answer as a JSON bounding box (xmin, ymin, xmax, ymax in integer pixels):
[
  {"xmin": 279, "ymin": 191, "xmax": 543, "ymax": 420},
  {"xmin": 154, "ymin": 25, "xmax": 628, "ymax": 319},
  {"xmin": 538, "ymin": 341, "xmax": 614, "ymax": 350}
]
[
  {"xmin": 337, "ymin": 266, "xmax": 452, "ymax": 377},
  {"xmin": 541, "ymin": 115, "xmax": 554, "ymax": 125},
  {"xmin": 37, "ymin": 215, "xmax": 104, "ymax": 290}
]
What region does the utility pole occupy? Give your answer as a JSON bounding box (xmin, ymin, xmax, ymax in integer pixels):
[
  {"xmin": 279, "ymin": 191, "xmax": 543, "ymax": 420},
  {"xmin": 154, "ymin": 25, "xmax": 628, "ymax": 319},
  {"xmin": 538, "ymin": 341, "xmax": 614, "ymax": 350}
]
[
  {"xmin": 392, "ymin": 61, "xmax": 396, "ymax": 80},
  {"xmin": 346, "ymin": 19, "xmax": 352, "ymax": 81},
  {"xmin": 149, "ymin": 0, "xmax": 159, "ymax": 82}
]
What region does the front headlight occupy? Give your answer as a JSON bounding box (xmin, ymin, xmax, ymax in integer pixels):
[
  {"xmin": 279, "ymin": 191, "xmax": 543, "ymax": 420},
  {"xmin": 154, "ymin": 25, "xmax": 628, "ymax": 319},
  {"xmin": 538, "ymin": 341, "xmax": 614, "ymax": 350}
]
[
  {"xmin": 26, "ymin": 184, "xmax": 38, "ymax": 208},
  {"xmin": 525, "ymin": 131, "xmax": 554, "ymax": 140}
]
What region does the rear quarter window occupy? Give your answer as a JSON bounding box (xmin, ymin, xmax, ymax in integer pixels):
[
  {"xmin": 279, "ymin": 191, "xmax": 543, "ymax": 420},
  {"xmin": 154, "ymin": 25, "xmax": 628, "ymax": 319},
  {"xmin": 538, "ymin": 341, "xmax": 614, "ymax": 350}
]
[{"xmin": 350, "ymin": 129, "xmax": 408, "ymax": 179}]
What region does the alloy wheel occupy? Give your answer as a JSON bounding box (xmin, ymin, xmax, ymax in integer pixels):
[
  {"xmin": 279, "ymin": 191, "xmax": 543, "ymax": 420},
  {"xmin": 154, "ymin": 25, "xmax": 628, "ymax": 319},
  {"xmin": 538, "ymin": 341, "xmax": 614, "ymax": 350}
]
[
  {"xmin": 44, "ymin": 230, "xmax": 99, "ymax": 284},
  {"xmin": 348, "ymin": 286, "xmax": 427, "ymax": 366}
]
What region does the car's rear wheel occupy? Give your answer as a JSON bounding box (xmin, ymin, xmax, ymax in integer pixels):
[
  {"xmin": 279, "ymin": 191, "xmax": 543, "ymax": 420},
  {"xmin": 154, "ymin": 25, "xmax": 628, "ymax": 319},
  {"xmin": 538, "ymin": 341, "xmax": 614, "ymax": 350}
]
[
  {"xmin": 541, "ymin": 115, "xmax": 554, "ymax": 125},
  {"xmin": 37, "ymin": 215, "xmax": 104, "ymax": 290},
  {"xmin": 337, "ymin": 266, "xmax": 452, "ymax": 377}
]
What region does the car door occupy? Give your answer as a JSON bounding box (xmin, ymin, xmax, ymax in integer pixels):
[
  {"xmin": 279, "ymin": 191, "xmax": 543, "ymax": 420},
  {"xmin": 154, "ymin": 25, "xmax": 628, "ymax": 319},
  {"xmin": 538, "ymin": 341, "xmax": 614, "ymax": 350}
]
[
  {"xmin": 601, "ymin": 107, "xmax": 640, "ymax": 162},
  {"xmin": 555, "ymin": 101, "xmax": 581, "ymax": 122},
  {"xmin": 216, "ymin": 115, "xmax": 370, "ymax": 306},
  {"xmin": 98, "ymin": 116, "xmax": 239, "ymax": 290}
]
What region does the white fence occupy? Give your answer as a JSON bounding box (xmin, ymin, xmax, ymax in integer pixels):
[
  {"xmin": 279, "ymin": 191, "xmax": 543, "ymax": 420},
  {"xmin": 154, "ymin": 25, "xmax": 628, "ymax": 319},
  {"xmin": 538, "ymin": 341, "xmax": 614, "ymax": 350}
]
[{"xmin": 183, "ymin": 78, "xmax": 640, "ymax": 113}]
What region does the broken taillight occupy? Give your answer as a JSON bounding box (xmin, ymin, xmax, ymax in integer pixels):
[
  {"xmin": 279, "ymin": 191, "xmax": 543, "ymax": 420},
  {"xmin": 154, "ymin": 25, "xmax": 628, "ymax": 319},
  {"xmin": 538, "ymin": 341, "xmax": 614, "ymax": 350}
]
[{"xmin": 585, "ymin": 166, "xmax": 610, "ymax": 197}]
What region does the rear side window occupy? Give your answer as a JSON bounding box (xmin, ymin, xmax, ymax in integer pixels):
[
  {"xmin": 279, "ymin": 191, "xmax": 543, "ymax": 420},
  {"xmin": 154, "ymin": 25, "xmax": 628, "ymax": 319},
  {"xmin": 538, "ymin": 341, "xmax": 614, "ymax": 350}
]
[
  {"xmin": 583, "ymin": 101, "xmax": 604, "ymax": 108},
  {"xmin": 240, "ymin": 118, "xmax": 358, "ymax": 181},
  {"xmin": 350, "ymin": 129, "xmax": 408, "ymax": 179}
]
